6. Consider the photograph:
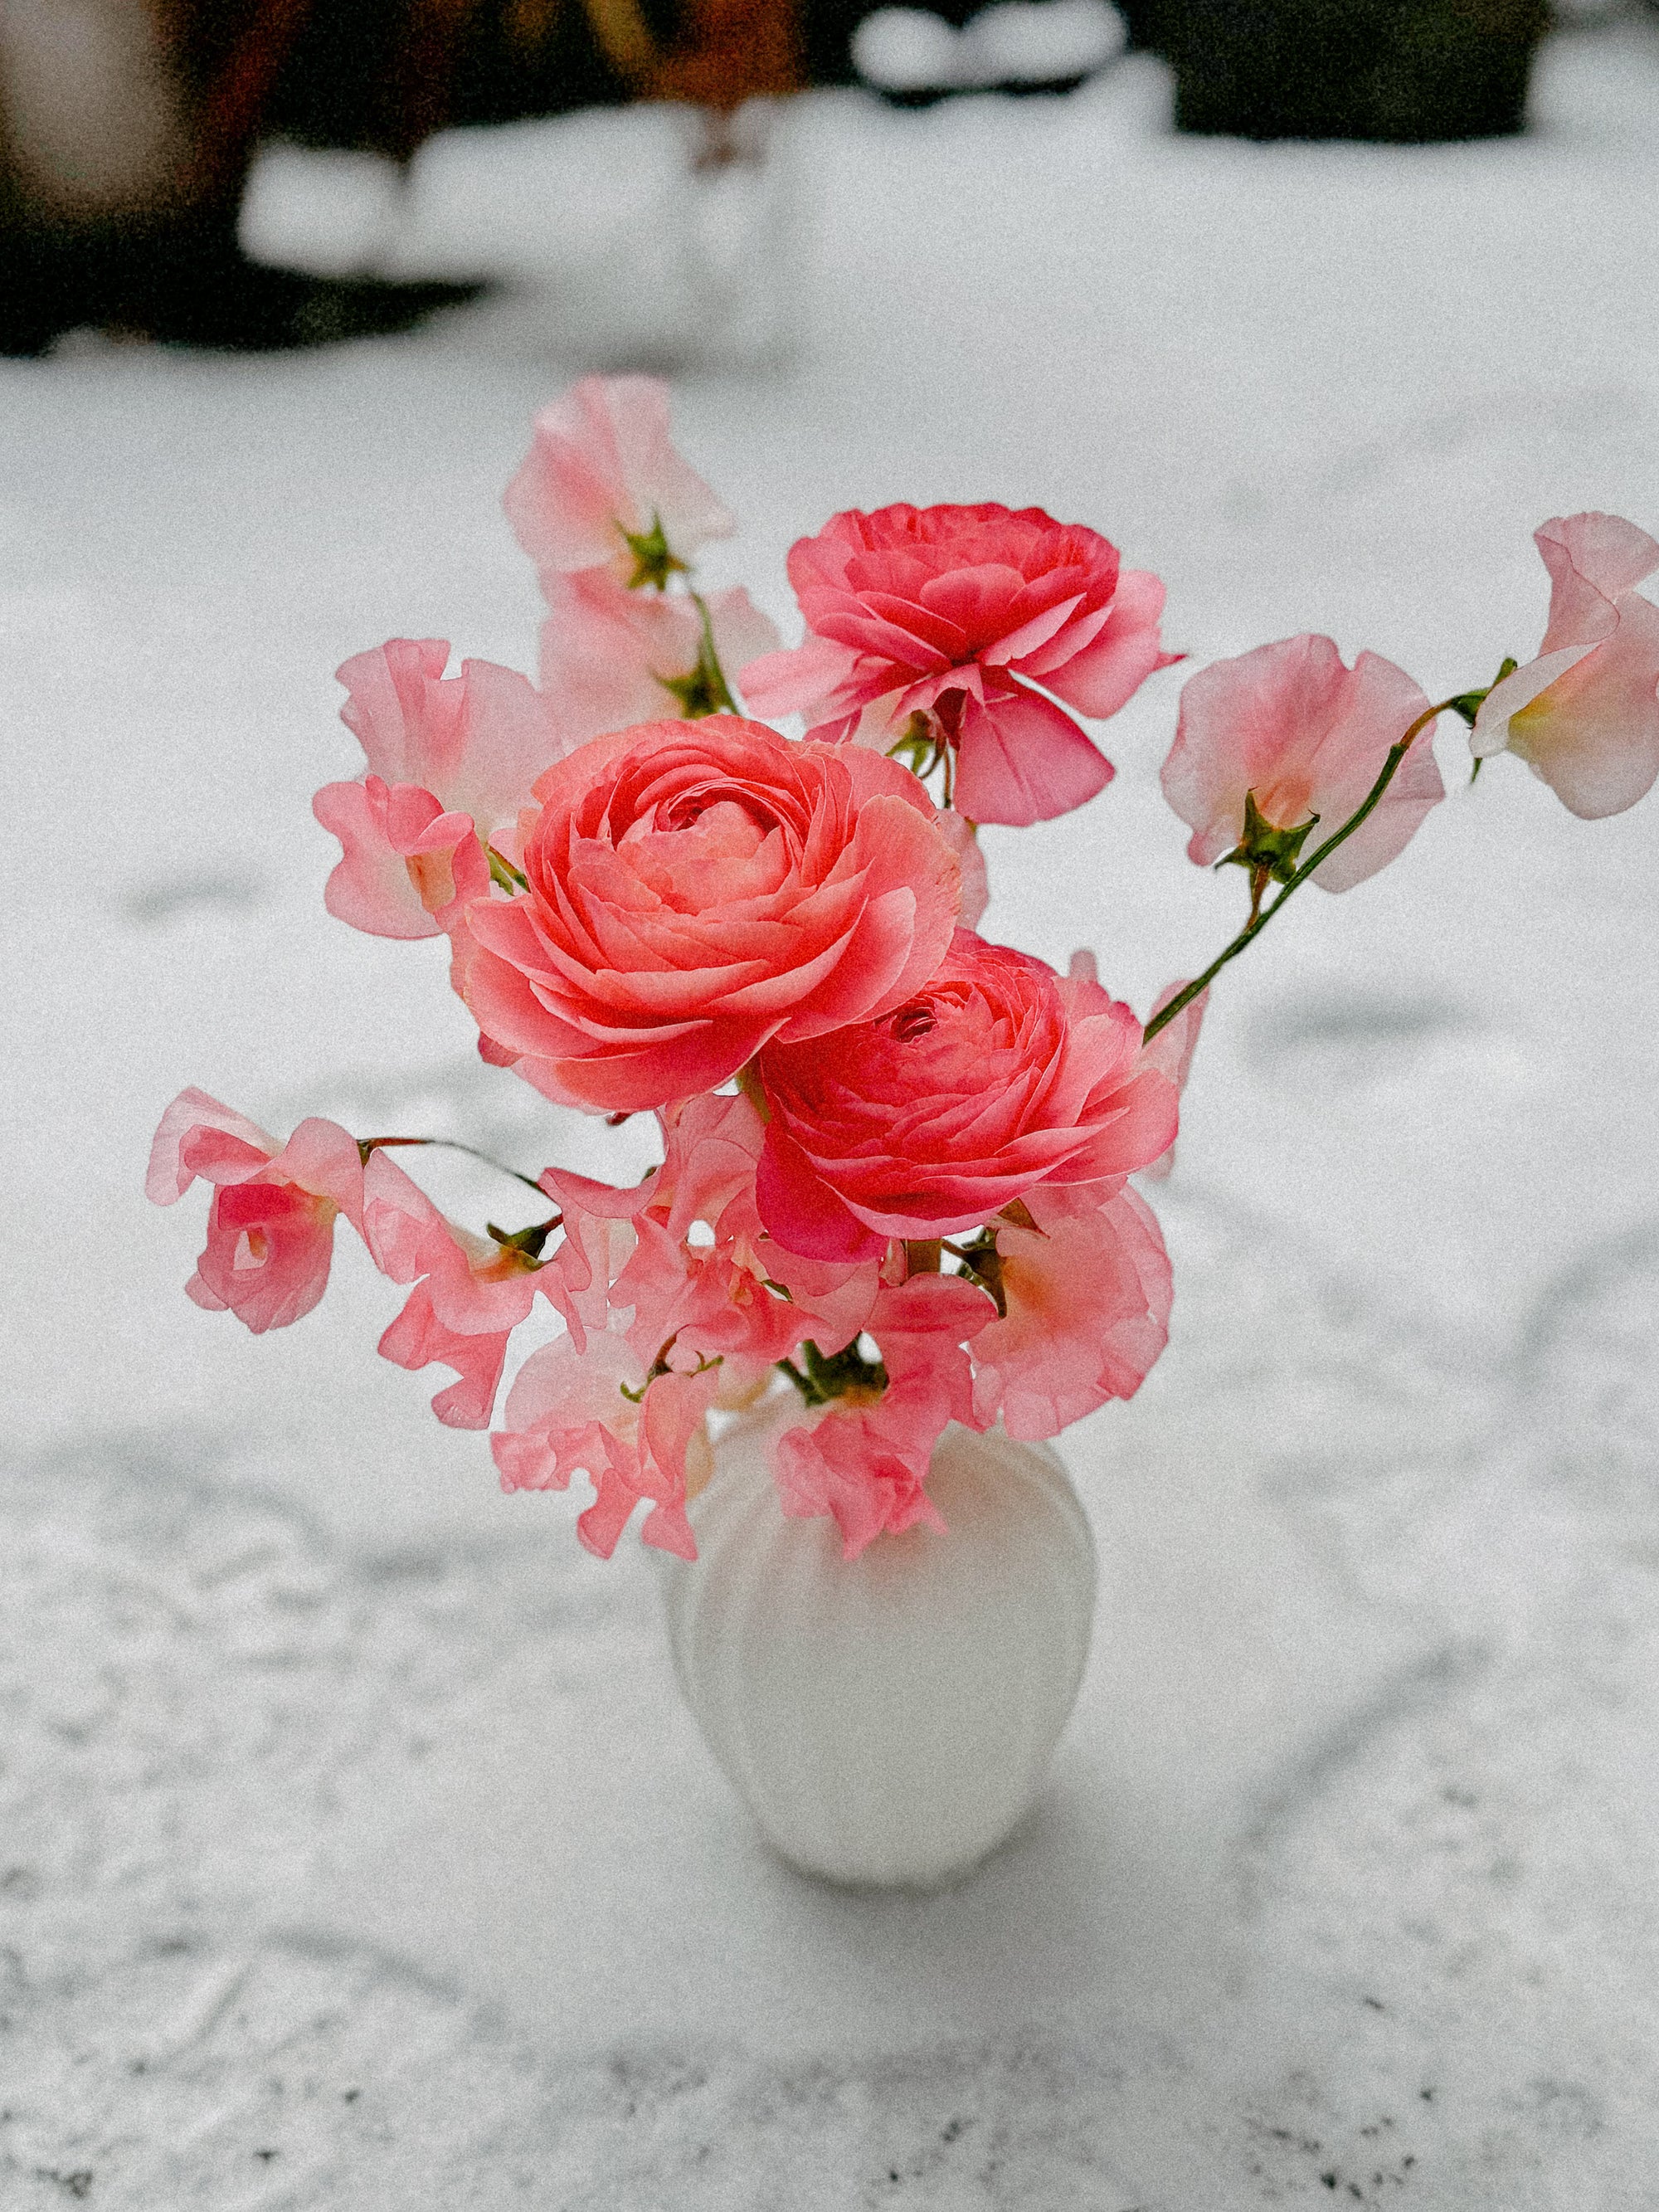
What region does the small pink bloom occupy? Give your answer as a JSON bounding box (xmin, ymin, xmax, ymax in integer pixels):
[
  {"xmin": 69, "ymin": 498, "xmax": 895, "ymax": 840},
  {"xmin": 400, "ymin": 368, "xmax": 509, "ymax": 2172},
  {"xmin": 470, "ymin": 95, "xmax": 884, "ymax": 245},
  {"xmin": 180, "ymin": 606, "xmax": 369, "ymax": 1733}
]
[
  {"xmin": 739, "ymin": 503, "xmax": 1178, "ymax": 828},
  {"xmin": 146, "ymin": 1089, "xmax": 363, "ymax": 1333},
  {"xmin": 1472, "ymin": 513, "xmax": 1659, "ymax": 818},
  {"xmin": 461, "ymin": 715, "xmax": 964, "ymax": 1114},
  {"xmin": 491, "ymin": 1330, "xmax": 719, "ymax": 1560},
  {"xmin": 538, "ymin": 571, "xmax": 779, "ymax": 738},
  {"xmin": 314, "ymin": 641, "xmax": 566, "ymax": 939},
  {"xmin": 771, "ymin": 1273, "xmax": 995, "ymax": 1560},
  {"xmin": 1161, "ymin": 636, "xmax": 1444, "ymax": 894},
  {"xmin": 755, "ymin": 930, "xmax": 1180, "ymax": 1262},
  {"xmin": 312, "ymin": 775, "xmax": 493, "ymax": 939},
  {"xmin": 967, "ymin": 1182, "xmax": 1172, "ymax": 1440},
  {"xmin": 360, "ymin": 1149, "xmax": 559, "ymax": 1428},
  {"xmin": 503, "ymin": 374, "xmax": 733, "ymax": 583}
]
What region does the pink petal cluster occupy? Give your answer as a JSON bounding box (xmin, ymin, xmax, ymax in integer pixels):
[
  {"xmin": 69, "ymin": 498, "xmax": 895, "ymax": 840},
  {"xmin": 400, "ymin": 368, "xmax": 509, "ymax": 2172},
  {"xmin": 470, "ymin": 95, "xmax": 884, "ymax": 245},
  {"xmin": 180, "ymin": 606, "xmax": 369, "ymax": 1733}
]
[
  {"xmin": 147, "ymin": 1089, "xmax": 364, "ymax": 1333},
  {"xmin": 314, "ymin": 640, "xmax": 567, "ymax": 939},
  {"xmin": 772, "ymin": 1274, "xmax": 992, "ymax": 1559},
  {"xmin": 504, "ymin": 374, "xmax": 734, "ymax": 584},
  {"xmin": 1161, "ymin": 635, "xmax": 1444, "ymax": 893},
  {"xmin": 740, "ymin": 503, "xmax": 1178, "ymax": 828},
  {"xmin": 460, "ymin": 715, "xmax": 964, "ymax": 1113},
  {"xmin": 492, "ymin": 1093, "xmax": 881, "ymax": 1557},
  {"xmin": 754, "ymin": 928, "xmax": 1180, "ymax": 1262},
  {"xmin": 1472, "ymin": 513, "xmax": 1659, "ymax": 818}
]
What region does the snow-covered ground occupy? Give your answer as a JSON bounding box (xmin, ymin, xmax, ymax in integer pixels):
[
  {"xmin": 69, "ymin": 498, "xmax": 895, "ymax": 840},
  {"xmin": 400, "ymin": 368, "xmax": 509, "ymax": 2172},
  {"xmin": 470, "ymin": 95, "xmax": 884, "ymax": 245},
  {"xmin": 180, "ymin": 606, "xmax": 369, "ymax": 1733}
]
[{"xmin": 7, "ymin": 22, "xmax": 1659, "ymax": 2204}]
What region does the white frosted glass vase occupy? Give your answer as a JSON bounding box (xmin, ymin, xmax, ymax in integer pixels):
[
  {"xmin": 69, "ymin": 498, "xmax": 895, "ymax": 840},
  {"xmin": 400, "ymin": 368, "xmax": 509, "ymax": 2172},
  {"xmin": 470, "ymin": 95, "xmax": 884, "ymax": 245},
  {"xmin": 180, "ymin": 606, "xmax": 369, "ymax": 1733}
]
[{"xmin": 658, "ymin": 1398, "xmax": 1097, "ymax": 1888}]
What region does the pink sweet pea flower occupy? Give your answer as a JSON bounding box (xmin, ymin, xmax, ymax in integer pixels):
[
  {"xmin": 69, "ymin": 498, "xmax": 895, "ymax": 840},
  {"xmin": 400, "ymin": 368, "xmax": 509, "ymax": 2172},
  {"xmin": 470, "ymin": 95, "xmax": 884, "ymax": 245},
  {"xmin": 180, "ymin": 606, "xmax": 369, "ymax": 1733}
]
[
  {"xmin": 460, "ymin": 715, "xmax": 964, "ymax": 1114},
  {"xmin": 314, "ymin": 640, "xmax": 567, "ymax": 939},
  {"xmin": 503, "ymin": 374, "xmax": 734, "ymax": 584},
  {"xmin": 1160, "ymin": 635, "xmax": 1444, "ymax": 894},
  {"xmin": 360, "ymin": 1150, "xmax": 561, "ymax": 1428},
  {"xmin": 754, "ymin": 930, "xmax": 1180, "ymax": 1263},
  {"xmin": 1472, "ymin": 513, "xmax": 1659, "ymax": 818},
  {"xmin": 967, "ymin": 1182, "xmax": 1172, "ymax": 1440},
  {"xmin": 146, "ymin": 1089, "xmax": 364, "ymax": 1333},
  {"xmin": 537, "ymin": 570, "xmax": 779, "ymax": 737},
  {"xmin": 491, "ymin": 1330, "xmax": 721, "ymax": 1560},
  {"xmin": 539, "ymin": 1094, "xmax": 880, "ymax": 1386},
  {"xmin": 739, "ymin": 503, "xmax": 1179, "ymax": 828},
  {"xmin": 771, "ymin": 1273, "xmax": 995, "ymax": 1560},
  {"xmin": 1131, "ymin": 970, "xmax": 1208, "ymax": 1183}
]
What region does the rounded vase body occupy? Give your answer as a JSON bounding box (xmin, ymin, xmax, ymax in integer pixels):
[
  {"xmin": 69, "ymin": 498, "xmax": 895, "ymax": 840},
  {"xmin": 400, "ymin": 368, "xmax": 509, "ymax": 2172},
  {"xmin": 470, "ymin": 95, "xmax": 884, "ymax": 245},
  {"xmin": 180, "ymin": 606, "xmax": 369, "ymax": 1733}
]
[{"xmin": 659, "ymin": 1402, "xmax": 1097, "ymax": 1888}]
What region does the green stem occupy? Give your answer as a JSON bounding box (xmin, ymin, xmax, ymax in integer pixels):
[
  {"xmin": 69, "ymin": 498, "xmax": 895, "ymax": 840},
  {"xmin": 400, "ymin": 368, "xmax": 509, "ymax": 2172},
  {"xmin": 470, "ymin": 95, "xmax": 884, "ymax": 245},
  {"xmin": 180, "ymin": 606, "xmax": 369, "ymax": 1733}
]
[
  {"xmin": 1142, "ymin": 696, "xmax": 1452, "ymax": 1046},
  {"xmin": 690, "ymin": 590, "xmax": 738, "ymax": 714},
  {"xmin": 356, "ymin": 1134, "xmax": 546, "ymax": 1194}
]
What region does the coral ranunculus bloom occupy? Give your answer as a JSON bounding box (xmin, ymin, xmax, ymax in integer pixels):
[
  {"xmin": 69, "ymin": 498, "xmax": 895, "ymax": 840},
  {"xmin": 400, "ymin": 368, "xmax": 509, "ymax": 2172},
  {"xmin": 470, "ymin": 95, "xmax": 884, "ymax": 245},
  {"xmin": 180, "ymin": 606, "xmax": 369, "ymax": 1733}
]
[
  {"xmin": 1161, "ymin": 634, "xmax": 1444, "ymax": 894},
  {"xmin": 739, "ymin": 503, "xmax": 1178, "ymax": 828},
  {"xmin": 754, "ymin": 930, "xmax": 1180, "ymax": 1262},
  {"xmin": 460, "ymin": 715, "xmax": 964, "ymax": 1114},
  {"xmin": 1472, "ymin": 513, "xmax": 1659, "ymax": 819}
]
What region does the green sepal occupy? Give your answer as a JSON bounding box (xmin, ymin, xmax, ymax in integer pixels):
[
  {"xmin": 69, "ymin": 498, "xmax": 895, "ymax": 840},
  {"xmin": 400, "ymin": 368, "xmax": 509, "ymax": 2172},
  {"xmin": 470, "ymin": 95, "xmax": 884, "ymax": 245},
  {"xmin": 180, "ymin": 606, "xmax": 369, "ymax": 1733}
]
[
  {"xmin": 657, "ymin": 621, "xmax": 737, "ymax": 720},
  {"xmin": 620, "ymin": 511, "xmax": 687, "ymax": 592},
  {"xmin": 1445, "ymin": 655, "xmax": 1520, "ymax": 728},
  {"xmin": 1218, "ymin": 788, "xmax": 1321, "ymax": 886}
]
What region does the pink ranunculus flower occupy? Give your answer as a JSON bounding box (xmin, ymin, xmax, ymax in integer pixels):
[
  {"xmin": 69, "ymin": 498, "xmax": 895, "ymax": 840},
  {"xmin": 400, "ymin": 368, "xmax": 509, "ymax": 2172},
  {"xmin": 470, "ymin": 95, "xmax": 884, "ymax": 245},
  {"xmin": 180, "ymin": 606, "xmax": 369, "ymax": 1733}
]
[
  {"xmin": 738, "ymin": 503, "xmax": 1179, "ymax": 829},
  {"xmin": 1160, "ymin": 635, "xmax": 1444, "ymax": 894},
  {"xmin": 537, "ymin": 569, "xmax": 779, "ymax": 737},
  {"xmin": 754, "ymin": 929, "xmax": 1180, "ymax": 1263},
  {"xmin": 1472, "ymin": 513, "xmax": 1659, "ymax": 818},
  {"xmin": 314, "ymin": 639, "xmax": 567, "ymax": 938},
  {"xmin": 146, "ymin": 1089, "xmax": 364, "ymax": 1333},
  {"xmin": 503, "ymin": 374, "xmax": 734, "ymax": 585},
  {"xmin": 967, "ymin": 1182, "xmax": 1172, "ymax": 1440},
  {"xmin": 360, "ymin": 1150, "xmax": 562, "ymax": 1428},
  {"xmin": 460, "ymin": 715, "xmax": 964, "ymax": 1114},
  {"xmin": 491, "ymin": 1330, "xmax": 721, "ymax": 1560},
  {"xmin": 771, "ymin": 1273, "xmax": 995, "ymax": 1560}
]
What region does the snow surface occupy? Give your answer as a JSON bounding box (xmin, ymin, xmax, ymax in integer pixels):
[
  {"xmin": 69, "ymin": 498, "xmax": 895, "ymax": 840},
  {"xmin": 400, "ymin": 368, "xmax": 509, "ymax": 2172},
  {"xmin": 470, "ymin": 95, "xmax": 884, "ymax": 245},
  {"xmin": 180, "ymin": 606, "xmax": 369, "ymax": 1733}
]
[{"xmin": 7, "ymin": 22, "xmax": 1659, "ymax": 2204}]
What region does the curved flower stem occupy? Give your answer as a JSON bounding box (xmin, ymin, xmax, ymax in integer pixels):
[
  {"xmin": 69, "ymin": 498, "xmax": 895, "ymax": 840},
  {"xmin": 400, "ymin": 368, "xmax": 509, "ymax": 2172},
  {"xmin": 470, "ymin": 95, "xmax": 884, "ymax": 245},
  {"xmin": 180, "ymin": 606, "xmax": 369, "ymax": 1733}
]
[
  {"xmin": 1142, "ymin": 697, "xmax": 1453, "ymax": 1046},
  {"xmin": 356, "ymin": 1134, "xmax": 547, "ymax": 1195}
]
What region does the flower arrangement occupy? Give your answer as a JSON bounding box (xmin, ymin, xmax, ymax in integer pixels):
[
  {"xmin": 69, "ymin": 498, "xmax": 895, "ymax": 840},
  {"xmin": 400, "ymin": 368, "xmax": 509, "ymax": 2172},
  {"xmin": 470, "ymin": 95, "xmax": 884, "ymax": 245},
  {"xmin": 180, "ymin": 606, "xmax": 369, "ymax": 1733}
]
[{"xmin": 149, "ymin": 377, "xmax": 1659, "ymax": 1566}]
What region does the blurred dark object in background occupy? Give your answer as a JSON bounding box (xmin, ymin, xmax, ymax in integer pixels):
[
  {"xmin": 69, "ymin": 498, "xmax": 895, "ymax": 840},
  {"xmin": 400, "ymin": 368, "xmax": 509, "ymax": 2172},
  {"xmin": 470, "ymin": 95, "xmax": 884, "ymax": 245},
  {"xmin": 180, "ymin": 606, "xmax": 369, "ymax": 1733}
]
[
  {"xmin": 1132, "ymin": 0, "xmax": 1550, "ymax": 140},
  {"xmin": 1, "ymin": 0, "xmax": 808, "ymax": 355}
]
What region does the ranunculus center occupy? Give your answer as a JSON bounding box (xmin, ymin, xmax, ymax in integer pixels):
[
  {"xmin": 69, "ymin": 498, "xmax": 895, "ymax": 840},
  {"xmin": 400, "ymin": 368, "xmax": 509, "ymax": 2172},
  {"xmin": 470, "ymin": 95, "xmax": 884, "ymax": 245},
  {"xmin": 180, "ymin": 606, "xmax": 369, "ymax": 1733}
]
[{"xmin": 620, "ymin": 797, "xmax": 788, "ymax": 908}]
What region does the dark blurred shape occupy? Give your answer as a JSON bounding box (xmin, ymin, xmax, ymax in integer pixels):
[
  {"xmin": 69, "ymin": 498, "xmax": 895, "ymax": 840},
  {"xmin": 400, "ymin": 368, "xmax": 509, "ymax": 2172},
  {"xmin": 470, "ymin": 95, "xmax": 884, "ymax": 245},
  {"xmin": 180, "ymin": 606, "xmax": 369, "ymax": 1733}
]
[
  {"xmin": 1140, "ymin": 0, "xmax": 1550, "ymax": 140},
  {"xmin": 1, "ymin": 0, "xmax": 808, "ymax": 355}
]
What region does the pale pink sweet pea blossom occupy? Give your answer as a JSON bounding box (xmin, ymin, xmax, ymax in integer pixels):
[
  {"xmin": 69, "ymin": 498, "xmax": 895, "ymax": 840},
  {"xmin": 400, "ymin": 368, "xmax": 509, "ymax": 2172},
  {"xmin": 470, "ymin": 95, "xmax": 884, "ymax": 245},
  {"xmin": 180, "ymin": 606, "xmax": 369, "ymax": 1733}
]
[
  {"xmin": 503, "ymin": 374, "xmax": 734, "ymax": 584},
  {"xmin": 1131, "ymin": 970, "xmax": 1209, "ymax": 1183},
  {"xmin": 537, "ymin": 569, "xmax": 779, "ymax": 737},
  {"xmin": 967, "ymin": 1182, "xmax": 1172, "ymax": 1440},
  {"xmin": 314, "ymin": 639, "xmax": 567, "ymax": 939},
  {"xmin": 1161, "ymin": 636, "xmax": 1443, "ymax": 894},
  {"xmin": 1472, "ymin": 513, "xmax": 1659, "ymax": 818},
  {"xmin": 147, "ymin": 1089, "xmax": 364, "ymax": 1333},
  {"xmin": 461, "ymin": 715, "xmax": 963, "ymax": 1114},
  {"xmin": 771, "ymin": 1273, "xmax": 995, "ymax": 1560},
  {"xmin": 491, "ymin": 1330, "xmax": 720, "ymax": 1560},
  {"xmin": 360, "ymin": 1150, "xmax": 562, "ymax": 1428},
  {"xmin": 755, "ymin": 930, "xmax": 1179, "ymax": 1263},
  {"xmin": 740, "ymin": 503, "xmax": 1178, "ymax": 828}
]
